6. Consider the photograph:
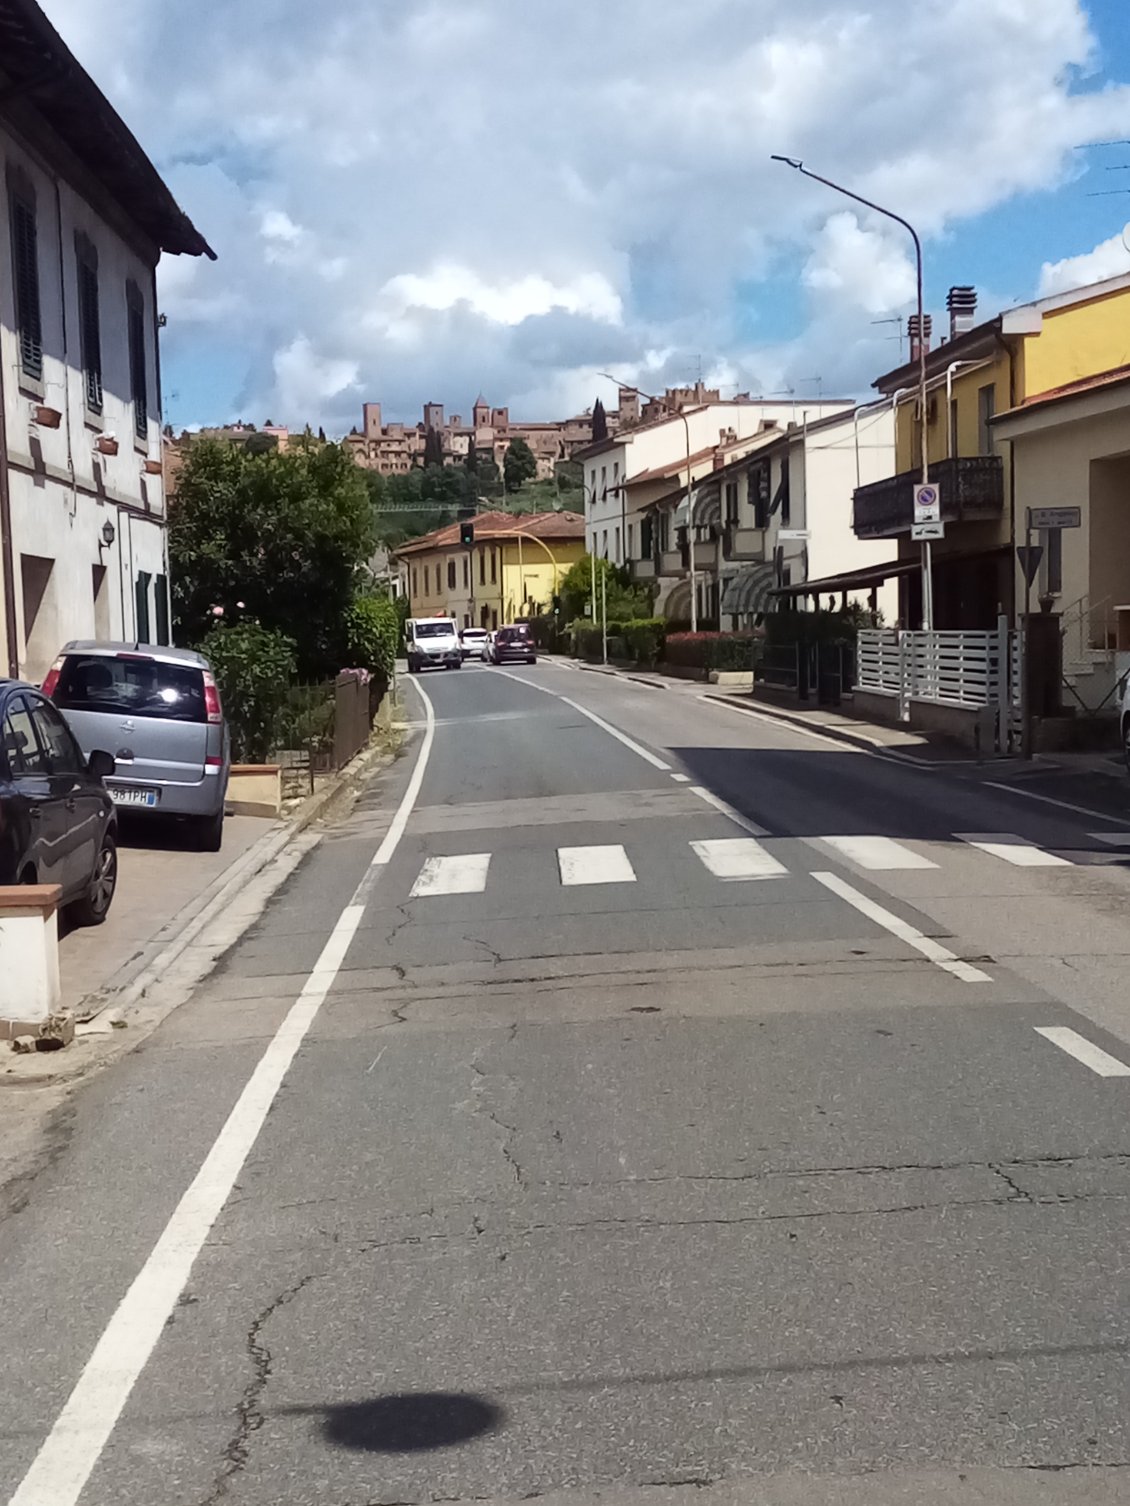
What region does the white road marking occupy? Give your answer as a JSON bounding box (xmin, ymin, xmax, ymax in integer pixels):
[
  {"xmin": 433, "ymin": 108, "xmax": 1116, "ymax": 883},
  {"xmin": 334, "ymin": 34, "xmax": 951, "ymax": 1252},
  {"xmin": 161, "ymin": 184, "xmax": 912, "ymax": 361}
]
[
  {"xmin": 983, "ymin": 780, "xmax": 1130, "ymax": 827},
  {"xmin": 670, "ymin": 773, "xmax": 691, "ymax": 783},
  {"xmin": 817, "ymin": 835, "xmax": 939, "ymax": 871},
  {"xmin": 812, "ymin": 871, "xmax": 991, "ymax": 984},
  {"xmin": 1034, "ymin": 1026, "xmax": 1130, "ymax": 1078},
  {"xmin": 558, "ymin": 844, "xmax": 637, "ymax": 886},
  {"xmin": 409, "ymin": 852, "xmax": 491, "ymax": 897},
  {"xmin": 372, "ymin": 679, "xmax": 436, "ymax": 866},
  {"xmin": 493, "ymin": 669, "xmax": 671, "ymax": 769},
  {"xmin": 956, "ymin": 832, "xmax": 1070, "ymax": 867},
  {"xmin": 691, "ymin": 837, "xmax": 787, "ymax": 881},
  {"xmin": 6, "ymin": 679, "xmax": 439, "ymax": 1506},
  {"xmin": 1089, "ymin": 832, "xmax": 1130, "ymax": 846},
  {"xmin": 688, "ymin": 784, "xmax": 769, "ymax": 837}
]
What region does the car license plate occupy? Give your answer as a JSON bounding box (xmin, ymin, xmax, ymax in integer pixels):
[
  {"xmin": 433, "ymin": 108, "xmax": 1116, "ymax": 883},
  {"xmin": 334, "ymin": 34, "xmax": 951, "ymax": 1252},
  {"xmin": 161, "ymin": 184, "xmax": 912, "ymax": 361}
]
[{"xmin": 109, "ymin": 785, "xmax": 159, "ymax": 808}]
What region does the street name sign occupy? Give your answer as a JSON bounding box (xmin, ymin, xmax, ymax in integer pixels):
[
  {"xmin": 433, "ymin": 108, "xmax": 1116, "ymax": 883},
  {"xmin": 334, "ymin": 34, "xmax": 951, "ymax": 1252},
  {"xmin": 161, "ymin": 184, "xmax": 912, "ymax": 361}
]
[{"xmin": 1028, "ymin": 507, "xmax": 1081, "ymax": 530}]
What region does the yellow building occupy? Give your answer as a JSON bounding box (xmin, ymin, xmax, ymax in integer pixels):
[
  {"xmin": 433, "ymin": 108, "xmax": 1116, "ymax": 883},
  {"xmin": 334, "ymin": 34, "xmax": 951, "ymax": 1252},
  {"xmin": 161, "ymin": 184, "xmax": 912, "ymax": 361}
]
[
  {"xmin": 395, "ymin": 509, "xmax": 586, "ymax": 629},
  {"xmin": 853, "ymin": 273, "xmax": 1130, "ymax": 629}
]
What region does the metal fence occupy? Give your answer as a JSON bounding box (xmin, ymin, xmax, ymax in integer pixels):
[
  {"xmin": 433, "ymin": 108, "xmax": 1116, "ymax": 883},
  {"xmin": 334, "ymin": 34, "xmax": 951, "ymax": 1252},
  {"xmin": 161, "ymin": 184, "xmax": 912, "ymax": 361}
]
[
  {"xmin": 761, "ymin": 642, "xmax": 855, "ymax": 706},
  {"xmin": 856, "ymin": 622, "xmax": 1012, "ymax": 732}
]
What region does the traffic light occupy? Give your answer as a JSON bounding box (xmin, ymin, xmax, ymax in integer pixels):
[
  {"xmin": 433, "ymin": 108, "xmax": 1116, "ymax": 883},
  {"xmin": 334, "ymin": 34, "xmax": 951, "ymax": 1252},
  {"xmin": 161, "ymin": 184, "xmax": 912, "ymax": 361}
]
[
  {"xmin": 552, "ymin": 594, "xmax": 562, "ymax": 616},
  {"xmin": 460, "ymin": 520, "xmax": 475, "ymax": 548}
]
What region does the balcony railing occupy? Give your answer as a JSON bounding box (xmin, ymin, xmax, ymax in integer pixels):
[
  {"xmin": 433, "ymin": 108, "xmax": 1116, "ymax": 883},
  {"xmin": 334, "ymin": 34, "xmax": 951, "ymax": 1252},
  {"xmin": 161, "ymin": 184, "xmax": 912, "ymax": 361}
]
[
  {"xmin": 722, "ymin": 522, "xmax": 767, "ymax": 561},
  {"xmin": 852, "ymin": 455, "xmax": 1004, "ymax": 540},
  {"xmin": 628, "ymin": 557, "xmax": 657, "ymax": 581}
]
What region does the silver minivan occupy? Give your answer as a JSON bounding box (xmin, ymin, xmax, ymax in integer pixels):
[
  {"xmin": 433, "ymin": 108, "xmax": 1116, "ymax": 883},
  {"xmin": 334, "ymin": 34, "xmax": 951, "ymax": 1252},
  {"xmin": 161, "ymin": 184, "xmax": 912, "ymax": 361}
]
[{"xmin": 45, "ymin": 642, "xmax": 230, "ymax": 850}]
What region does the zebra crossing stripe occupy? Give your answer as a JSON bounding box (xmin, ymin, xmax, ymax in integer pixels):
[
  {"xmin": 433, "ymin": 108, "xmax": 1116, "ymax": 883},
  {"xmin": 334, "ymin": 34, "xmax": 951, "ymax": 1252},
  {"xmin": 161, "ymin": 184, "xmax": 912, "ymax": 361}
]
[
  {"xmin": 690, "ymin": 838, "xmax": 787, "ymax": 881},
  {"xmin": 410, "ymin": 853, "xmax": 491, "ymax": 897},
  {"xmin": 558, "ymin": 845, "xmax": 636, "ymax": 886}
]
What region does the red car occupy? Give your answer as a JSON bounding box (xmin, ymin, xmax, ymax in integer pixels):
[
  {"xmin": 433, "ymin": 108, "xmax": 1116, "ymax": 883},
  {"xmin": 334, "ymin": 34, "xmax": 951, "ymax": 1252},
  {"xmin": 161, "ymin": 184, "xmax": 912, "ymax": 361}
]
[{"xmin": 491, "ymin": 625, "xmax": 537, "ymax": 665}]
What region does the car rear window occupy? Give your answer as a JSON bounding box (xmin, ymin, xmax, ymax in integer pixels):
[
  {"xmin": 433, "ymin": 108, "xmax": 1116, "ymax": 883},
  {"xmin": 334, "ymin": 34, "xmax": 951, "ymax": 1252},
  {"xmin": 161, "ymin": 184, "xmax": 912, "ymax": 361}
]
[
  {"xmin": 498, "ymin": 626, "xmax": 530, "ymax": 643},
  {"xmin": 53, "ymin": 654, "xmax": 207, "ymax": 722}
]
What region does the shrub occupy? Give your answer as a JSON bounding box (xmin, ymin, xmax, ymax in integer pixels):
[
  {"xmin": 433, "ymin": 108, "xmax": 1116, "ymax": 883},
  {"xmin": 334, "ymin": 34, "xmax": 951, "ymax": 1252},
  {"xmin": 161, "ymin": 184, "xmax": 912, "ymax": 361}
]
[
  {"xmin": 344, "ymin": 595, "xmax": 399, "ymax": 680},
  {"xmin": 200, "ymin": 621, "xmax": 297, "ymax": 762},
  {"xmin": 623, "ymin": 617, "xmax": 666, "ymax": 666},
  {"xmin": 665, "ymin": 631, "xmax": 759, "ymax": 675}
]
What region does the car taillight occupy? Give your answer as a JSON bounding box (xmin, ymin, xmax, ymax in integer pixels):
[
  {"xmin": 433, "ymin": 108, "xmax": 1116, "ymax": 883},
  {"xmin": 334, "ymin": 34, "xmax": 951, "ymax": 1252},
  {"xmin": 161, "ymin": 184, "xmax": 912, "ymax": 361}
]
[
  {"xmin": 205, "ymin": 755, "xmax": 223, "ymax": 767},
  {"xmin": 41, "ymin": 658, "xmax": 63, "ymax": 698},
  {"xmin": 203, "ymin": 671, "xmax": 223, "ymax": 724}
]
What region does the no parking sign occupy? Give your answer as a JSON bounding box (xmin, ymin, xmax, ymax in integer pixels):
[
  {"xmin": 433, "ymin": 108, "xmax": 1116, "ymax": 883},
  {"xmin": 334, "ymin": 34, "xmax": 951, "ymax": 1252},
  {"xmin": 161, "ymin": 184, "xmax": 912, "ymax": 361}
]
[{"xmin": 913, "ymin": 483, "xmax": 941, "ymax": 523}]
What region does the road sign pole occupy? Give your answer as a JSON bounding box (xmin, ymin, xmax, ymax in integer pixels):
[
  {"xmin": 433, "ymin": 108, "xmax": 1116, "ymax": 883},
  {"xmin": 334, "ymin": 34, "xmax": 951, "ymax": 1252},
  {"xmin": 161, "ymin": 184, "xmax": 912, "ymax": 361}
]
[{"xmin": 1023, "ymin": 513, "xmax": 1034, "ymax": 760}]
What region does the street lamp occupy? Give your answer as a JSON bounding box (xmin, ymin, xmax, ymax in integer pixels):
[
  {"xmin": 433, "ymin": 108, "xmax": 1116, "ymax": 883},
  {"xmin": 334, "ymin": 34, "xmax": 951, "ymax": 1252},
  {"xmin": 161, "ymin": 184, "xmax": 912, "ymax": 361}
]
[
  {"xmin": 599, "ymin": 373, "xmax": 699, "ymax": 632},
  {"xmin": 771, "ymin": 156, "xmax": 934, "ymax": 629}
]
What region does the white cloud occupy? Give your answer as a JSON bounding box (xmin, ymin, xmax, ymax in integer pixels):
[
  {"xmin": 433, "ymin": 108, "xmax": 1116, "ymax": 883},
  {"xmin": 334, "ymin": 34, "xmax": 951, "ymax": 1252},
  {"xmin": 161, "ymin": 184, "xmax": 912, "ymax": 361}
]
[
  {"xmin": 802, "ymin": 214, "xmax": 917, "ymax": 315},
  {"xmin": 1039, "ymin": 229, "xmax": 1130, "ymax": 295},
  {"xmin": 44, "ymin": 0, "xmax": 1130, "ymax": 428}
]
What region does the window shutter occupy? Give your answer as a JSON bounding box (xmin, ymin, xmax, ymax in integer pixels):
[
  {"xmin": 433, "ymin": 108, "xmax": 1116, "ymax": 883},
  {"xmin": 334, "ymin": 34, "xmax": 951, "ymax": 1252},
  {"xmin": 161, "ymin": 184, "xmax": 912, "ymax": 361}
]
[
  {"xmin": 127, "ymin": 283, "xmax": 148, "ymax": 437},
  {"xmin": 10, "ymin": 196, "xmax": 43, "ymax": 380},
  {"xmin": 154, "ymin": 574, "xmax": 170, "ymax": 645},
  {"xmin": 77, "ymin": 254, "xmax": 103, "ymax": 412},
  {"xmin": 135, "ymin": 570, "xmax": 152, "ymax": 644}
]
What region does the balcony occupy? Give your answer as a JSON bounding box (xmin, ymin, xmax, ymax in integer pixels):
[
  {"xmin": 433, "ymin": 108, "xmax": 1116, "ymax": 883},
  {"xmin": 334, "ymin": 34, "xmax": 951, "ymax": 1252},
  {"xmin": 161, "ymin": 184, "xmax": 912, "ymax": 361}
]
[
  {"xmin": 852, "ymin": 455, "xmax": 1004, "ymax": 540},
  {"xmin": 659, "ymin": 549, "xmax": 686, "ymax": 577},
  {"xmin": 628, "ymin": 556, "xmax": 657, "ymax": 582},
  {"xmin": 722, "ymin": 522, "xmax": 767, "ymax": 561}
]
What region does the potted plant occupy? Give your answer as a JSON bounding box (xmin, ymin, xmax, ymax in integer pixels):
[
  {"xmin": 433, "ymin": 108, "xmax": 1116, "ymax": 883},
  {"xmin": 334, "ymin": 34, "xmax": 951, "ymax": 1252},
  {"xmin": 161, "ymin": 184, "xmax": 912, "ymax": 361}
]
[
  {"xmin": 33, "ymin": 405, "xmax": 62, "ymax": 429},
  {"xmin": 143, "ymin": 458, "xmax": 163, "ymax": 475},
  {"xmin": 94, "ymin": 435, "xmax": 119, "ymax": 456}
]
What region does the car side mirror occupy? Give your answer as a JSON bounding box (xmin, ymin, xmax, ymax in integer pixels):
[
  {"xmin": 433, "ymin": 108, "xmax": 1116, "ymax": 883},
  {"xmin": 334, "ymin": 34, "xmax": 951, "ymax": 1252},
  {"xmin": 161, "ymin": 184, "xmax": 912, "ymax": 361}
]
[{"xmin": 88, "ymin": 749, "xmax": 115, "ymax": 780}]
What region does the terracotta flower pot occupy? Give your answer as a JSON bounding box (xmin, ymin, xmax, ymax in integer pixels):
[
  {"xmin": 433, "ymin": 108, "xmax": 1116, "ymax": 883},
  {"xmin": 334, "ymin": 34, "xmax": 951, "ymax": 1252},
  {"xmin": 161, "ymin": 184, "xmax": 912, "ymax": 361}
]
[
  {"xmin": 33, "ymin": 405, "xmax": 62, "ymax": 429},
  {"xmin": 143, "ymin": 459, "xmax": 163, "ymax": 475},
  {"xmin": 95, "ymin": 436, "xmax": 118, "ymax": 456}
]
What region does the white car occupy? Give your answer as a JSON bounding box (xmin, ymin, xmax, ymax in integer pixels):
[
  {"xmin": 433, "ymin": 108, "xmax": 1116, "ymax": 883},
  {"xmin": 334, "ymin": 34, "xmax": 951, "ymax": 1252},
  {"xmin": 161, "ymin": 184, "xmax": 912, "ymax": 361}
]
[{"xmin": 460, "ymin": 627, "xmax": 489, "ymax": 660}]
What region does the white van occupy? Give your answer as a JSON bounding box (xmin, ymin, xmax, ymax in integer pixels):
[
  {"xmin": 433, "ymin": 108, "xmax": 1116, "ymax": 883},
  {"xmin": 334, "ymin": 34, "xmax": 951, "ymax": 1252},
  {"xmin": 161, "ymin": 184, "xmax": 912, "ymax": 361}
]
[{"xmin": 405, "ymin": 617, "xmax": 462, "ymax": 673}]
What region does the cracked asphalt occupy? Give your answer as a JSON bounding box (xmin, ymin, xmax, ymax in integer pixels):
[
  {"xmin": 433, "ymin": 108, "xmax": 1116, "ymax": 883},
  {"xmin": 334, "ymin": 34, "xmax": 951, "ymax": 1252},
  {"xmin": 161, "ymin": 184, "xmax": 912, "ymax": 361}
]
[{"xmin": 4, "ymin": 662, "xmax": 1130, "ymax": 1505}]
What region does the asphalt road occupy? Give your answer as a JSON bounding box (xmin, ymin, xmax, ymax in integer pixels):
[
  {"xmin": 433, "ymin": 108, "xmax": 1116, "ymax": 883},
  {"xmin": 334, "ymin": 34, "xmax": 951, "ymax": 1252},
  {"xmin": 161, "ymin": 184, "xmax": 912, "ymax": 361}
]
[{"xmin": 4, "ymin": 659, "xmax": 1130, "ymax": 1506}]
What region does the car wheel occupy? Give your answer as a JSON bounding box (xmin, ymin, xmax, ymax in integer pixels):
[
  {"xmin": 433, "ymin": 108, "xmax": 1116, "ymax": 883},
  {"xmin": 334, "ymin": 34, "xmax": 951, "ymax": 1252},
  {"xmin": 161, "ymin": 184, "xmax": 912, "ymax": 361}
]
[
  {"xmin": 194, "ymin": 809, "xmax": 224, "ymax": 852},
  {"xmin": 452, "ymin": 659, "xmax": 462, "ymax": 669},
  {"xmin": 70, "ymin": 830, "xmax": 117, "ymax": 927},
  {"xmin": 527, "ymin": 655, "xmax": 537, "ymax": 664}
]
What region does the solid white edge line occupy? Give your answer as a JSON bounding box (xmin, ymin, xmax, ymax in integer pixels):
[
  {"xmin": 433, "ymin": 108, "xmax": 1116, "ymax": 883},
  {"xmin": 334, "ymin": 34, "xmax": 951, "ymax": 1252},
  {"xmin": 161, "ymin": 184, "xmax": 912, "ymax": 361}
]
[
  {"xmin": 493, "ymin": 668, "xmax": 671, "ymax": 770},
  {"xmin": 982, "ymin": 780, "xmax": 1130, "ymax": 828},
  {"xmin": 811, "ymin": 871, "xmax": 991, "ymax": 984},
  {"xmin": 1034, "ymin": 1026, "xmax": 1130, "ymax": 1078},
  {"xmin": 372, "ymin": 678, "xmax": 436, "ymax": 865},
  {"xmin": 688, "ymin": 785, "xmax": 769, "ymax": 838},
  {"xmin": 8, "ymin": 678, "xmax": 439, "ymax": 1506}
]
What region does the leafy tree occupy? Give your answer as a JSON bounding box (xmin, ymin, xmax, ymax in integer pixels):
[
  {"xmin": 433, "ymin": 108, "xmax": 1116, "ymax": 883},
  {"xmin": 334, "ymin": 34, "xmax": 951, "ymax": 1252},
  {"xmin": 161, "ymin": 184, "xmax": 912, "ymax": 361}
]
[
  {"xmin": 170, "ymin": 439, "xmax": 374, "ymax": 677},
  {"xmin": 504, "ymin": 436, "xmax": 538, "ymax": 493},
  {"xmin": 559, "ymin": 554, "xmax": 652, "ymax": 623},
  {"xmin": 423, "ymin": 425, "xmax": 445, "ymax": 468},
  {"xmin": 243, "ymin": 431, "xmax": 278, "ymax": 455},
  {"xmin": 344, "ymin": 595, "xmax": 399, "ymax": 685},
  {"xmin": 591, "ymin": 397, "xmax": 608, "ymax": 443}
]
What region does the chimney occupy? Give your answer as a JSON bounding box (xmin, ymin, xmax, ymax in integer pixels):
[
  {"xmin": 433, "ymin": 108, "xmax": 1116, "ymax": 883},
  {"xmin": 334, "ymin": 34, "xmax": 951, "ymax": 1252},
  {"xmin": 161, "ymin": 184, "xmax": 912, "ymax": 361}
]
[
  {"xmin": 946, "ymin": 285, "xmax": 977, "ymax": 340},
  {"xmin": 907, "ymin": 313, "xmax": 933, "ymax": 364}
]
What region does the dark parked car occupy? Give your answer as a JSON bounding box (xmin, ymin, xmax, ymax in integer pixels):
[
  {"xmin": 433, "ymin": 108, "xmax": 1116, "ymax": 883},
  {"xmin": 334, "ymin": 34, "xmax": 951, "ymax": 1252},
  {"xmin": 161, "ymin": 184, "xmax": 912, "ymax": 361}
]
[
  {"xmin": 491, "ymin": 624, "xmax": 537, "ymax": 664},
  {"xmin": 0, "ymin": 681, "xmax": 118, "ymax": 925}
]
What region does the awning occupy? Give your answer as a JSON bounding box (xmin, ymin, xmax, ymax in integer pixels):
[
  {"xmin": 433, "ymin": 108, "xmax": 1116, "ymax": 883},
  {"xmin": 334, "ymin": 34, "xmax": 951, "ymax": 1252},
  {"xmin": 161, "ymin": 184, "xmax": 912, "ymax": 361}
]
[
  {"xmin": 770, "ymin": 558, "xmax": 914, "ymax": 598},
  {"xmin": 721, "ymin": 562, "xmax": 776, "ymax": 616}
]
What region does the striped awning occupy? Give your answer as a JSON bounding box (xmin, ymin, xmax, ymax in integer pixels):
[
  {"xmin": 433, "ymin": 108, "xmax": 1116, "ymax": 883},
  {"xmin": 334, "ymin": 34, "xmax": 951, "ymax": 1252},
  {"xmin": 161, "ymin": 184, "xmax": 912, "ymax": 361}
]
[{"xmin": 721, "ymin": 562, "xmax": 776, "ymax": 617}]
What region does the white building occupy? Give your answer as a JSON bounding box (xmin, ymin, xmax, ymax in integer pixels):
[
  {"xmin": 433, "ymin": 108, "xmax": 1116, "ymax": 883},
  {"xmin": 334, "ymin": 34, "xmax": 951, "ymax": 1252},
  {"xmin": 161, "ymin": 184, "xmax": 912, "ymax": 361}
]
[
  {"xmin": 0, "ymin": 0, "xmax": 213, "ymax": 680},
  {"xmin": 579, "ymin": 397, "xmax": 857, "ymax": 621}
]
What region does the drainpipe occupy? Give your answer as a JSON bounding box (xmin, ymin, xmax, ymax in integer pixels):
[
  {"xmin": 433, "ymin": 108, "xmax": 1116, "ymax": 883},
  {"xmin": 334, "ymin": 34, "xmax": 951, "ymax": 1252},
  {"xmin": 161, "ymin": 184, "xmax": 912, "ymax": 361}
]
[{"xmin": 994, "ymin": 331, "xmax": 1017, "ymax": 624}]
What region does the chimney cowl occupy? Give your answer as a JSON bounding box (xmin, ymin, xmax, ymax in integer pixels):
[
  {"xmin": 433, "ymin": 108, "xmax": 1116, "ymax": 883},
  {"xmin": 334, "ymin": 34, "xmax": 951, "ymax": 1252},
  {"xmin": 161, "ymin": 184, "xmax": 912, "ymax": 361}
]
[
  {"xmin": 907, "ymin": 313, "xmax": 933, "ymax": 362},
  {"xmin": 946, "ymin": 285, "xmax": 978, "ymax": 339}
]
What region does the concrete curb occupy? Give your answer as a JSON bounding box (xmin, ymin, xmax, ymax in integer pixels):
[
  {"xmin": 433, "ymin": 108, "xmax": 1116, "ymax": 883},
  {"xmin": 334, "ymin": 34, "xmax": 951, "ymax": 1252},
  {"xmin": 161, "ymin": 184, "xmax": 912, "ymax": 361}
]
[
  {"xmin": 574, "ymin": 662, "xmax": 669, "ymax": 690},
  {"xmin": 703, "ymin": 693, "xmax": 973, "ymax": 768},
  {"xmin": 72, "ymin": 736, "xmax": 396, "ymax": 1025}
]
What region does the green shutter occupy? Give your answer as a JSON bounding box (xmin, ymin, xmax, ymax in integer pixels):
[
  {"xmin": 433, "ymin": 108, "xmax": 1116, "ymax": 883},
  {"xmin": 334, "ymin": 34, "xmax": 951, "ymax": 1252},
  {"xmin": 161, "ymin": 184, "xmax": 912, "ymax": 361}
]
[
  {"xmin": 77, "ymin": 254, "xmax": 103, "ymax": 412},
  {"xmin": 154, "ymin": 574, "xmax": 170, "ymax": 645},
  {"xmin": 135, "ymin": 570, "xmax": 152, "ymax": 644}
]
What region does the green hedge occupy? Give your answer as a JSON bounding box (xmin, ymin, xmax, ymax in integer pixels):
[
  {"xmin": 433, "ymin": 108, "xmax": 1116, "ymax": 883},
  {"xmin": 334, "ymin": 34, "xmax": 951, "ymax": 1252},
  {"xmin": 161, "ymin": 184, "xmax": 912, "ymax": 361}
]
[
  {"xmin": 200, "ymin": 621, "xmax": 297, "ymax": 763},
  {"xmin": 665, "ymin": 632, "xmax": 759, "ymax": 672},
  {"xmin": 572, "ymin": 616, "xmax": 666, "ymax": 665}
]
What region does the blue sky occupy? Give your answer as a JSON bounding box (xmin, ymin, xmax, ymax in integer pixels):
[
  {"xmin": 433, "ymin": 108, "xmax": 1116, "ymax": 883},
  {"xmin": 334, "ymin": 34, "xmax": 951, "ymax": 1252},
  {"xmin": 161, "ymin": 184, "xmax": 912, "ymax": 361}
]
[{"xmin": 47, "ymin": 0, "xmax": 1130, "ymax": 430}]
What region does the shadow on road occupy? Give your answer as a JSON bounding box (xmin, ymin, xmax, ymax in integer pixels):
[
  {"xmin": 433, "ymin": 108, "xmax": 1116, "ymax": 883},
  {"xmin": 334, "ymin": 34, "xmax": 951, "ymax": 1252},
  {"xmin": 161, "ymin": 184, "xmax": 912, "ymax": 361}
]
[{"xmin": 286, "ymin": 1392, "xmax": 504, "ymax": 1453}]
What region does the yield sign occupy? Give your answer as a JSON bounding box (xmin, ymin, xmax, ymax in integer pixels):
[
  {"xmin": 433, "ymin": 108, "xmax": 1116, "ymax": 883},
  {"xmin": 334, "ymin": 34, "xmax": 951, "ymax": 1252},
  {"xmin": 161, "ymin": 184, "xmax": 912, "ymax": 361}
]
[{"xmin": 1016, "ymin": 545, "xmax": 1044, "ymax": 587}]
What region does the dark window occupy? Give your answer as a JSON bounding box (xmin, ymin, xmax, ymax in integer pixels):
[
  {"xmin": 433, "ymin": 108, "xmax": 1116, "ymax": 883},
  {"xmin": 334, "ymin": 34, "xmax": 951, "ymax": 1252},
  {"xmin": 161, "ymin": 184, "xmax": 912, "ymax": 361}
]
[
  {"xmin": 76, "ymin": 236, "xmax": 103, "ymax": 412},
  {"xmin": 135, "ymin": 570, "xmax": 152, "ymax": 643},
  {"xmin": 490, "ymin": 550, "xmax": 497, "ymax": 584},
  {"xmin": 127, "ymin": 281, "xmax": 148, "ymax": 438},
  {"xmin": 10, "ymin": 193, "xmax": 42, "ymax": 381},
  {"xmin": 411, "ymin": 568, "xmax": 418, "ymax": 596},
  {"xmin": 154, "ymin": 573, "xmax": 170, "ymax": 645},
  {"xmin": 52, "ymin": 654, "xmax": 207, "ymax": 722},
  {"xmin": 2, "ymin": 696, "xmax": 47, "ymax": 776},
  {"xmin": 724, "ymin": 482, "xmax": 739, "ymax": 524},
  {"xmin": 462, "ymin": 556, "xmax": 469, "ymax": 588},
  {"xmin": 28, "ymin": 697, "xmax": 83, "ymax": 776},
  {"xmin": 752, "ymin": 465, "xmax": 770, "ymax": 529},
  {"xmin": 447, "ymin": 560, "xmax": 456, "ymax": 590},
  {"xmin": 641, "ymin": 516, "xmax": 654, "ymax": 558},
  {"xmin": 479, "ymin": 550, "xmax": 486, "ymax": 585},
  {"xmin": 977, "ymin": 384, "xmax": 996, "ymax": 454},
  {"xmin": 1042, "ymin": 527, "xmax": 1063, "ymax": 596}
]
